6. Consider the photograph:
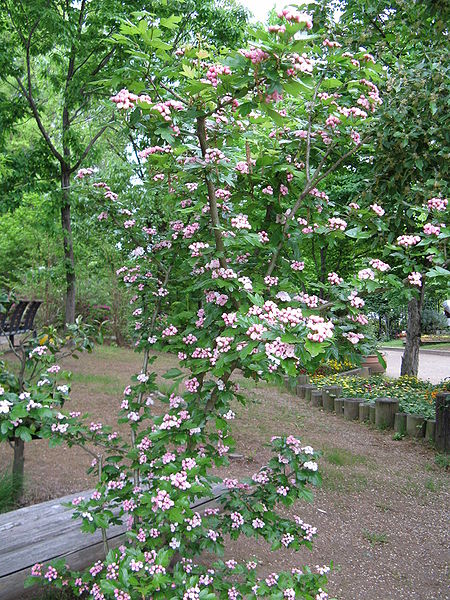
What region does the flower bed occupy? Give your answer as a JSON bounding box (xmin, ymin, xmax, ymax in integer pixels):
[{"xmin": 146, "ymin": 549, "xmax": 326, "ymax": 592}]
[
  {"xmin": 312, "ymin": 374, "xmax": 449, "ymax": 420},
  {"xmin": 299, "ymin": 358, "xmax": 356, "ymax": 377}
]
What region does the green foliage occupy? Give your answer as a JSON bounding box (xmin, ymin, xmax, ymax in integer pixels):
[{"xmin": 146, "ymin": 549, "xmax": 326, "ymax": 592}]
[
  {"xmin": 313, "ymin": 374, "xmax": 449, "ymax": 419},
  {"xmin": 421, "ymin": 309, "xmax": 448, "ymax": 334}
]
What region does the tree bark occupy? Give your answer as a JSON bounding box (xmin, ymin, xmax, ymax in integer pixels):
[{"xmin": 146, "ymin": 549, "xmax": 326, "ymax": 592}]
[
  {"xmin": 61, "ymin": 167, "xmax": 76, "ymax": 325},
  {"xmin": 401, "ymin": 285, "xmax": 425, "ymax": 376}
]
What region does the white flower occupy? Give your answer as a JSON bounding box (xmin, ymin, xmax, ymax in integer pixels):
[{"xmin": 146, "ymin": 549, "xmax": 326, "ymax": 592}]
[
  {"xmin": 303, "ymin": 460, "xmax": 318, "ymax": 471},
  {"xmin": 0, "ymin": 385, "xmax": 5, "ymax": 395},
  {"xmin": 302, "ymin": 445, "xmax": 314, "ymax": 455},
  {"xmin": 0, "ymin": 399, "xmax": 13, "ymax": 414},
  {"xmin": 57, "ymin": 385, "xmax": 69, "ymax": 394}
]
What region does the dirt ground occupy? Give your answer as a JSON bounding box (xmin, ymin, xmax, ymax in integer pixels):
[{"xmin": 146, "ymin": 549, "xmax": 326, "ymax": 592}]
[{"xmin": 1, "ymin": 346, "xmax": 449, "ymax": 600}]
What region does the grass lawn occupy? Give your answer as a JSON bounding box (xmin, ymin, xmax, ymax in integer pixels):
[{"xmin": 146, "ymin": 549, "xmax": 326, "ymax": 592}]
[
  {"xmin": 0, "ymin": 344, "xmax": 448, "ymax": 600},
  {"xmin": 379, "ymin": 339, "xmax": 450, "ymax": 350}
]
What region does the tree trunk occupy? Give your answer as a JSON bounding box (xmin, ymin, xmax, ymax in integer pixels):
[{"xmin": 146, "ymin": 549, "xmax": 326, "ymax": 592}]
[
  {"xmin": 401, "ymin": 286, "xmax": 425, "ymax": 376},
  {"xmin": 61, "ymin": 168, "xmax": 76, "ymax": 325},
  {"xmin": 12, "ymin": 438, "xmax": 25, "ymax": 501}
]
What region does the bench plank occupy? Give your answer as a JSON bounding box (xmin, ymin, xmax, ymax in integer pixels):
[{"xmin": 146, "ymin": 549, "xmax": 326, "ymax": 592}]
[{"xmin": 0, "ymin": 485, "xmax": 226, "ymax": 600}]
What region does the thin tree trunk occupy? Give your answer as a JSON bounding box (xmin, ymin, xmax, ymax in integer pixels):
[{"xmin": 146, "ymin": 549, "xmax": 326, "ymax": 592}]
[
  {"xmin": 401, "ymin": 286, "xmax": 425, "ymax": 376},
  {"xmin": 12, "ymin": 438, "xmax": 25, "ymax": 501},
  {"xmin": 61, "ymin": 167, "xmax": 76, "ymax": 325}
]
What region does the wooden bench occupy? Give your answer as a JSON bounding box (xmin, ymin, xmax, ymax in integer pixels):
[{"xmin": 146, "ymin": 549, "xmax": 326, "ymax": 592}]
[
  {"xmin": 0, "ymin": 484, "xmax": 227, "ymax": 600},
  {"xmin": 0, "ymin": 300, "xmax": 42, "ymax": 347}
]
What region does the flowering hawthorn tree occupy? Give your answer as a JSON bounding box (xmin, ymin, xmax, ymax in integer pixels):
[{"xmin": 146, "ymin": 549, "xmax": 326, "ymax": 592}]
[
  {"xmin": 27, "ymin": 6, "xmax": 386, "ymax": 599},
  {"xmin": 0, "ymin": 317, "xmax": 92, "ymax": 499}
]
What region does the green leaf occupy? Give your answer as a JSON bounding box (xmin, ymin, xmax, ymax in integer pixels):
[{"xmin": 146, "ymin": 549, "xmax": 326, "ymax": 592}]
[{"xmin": 162, "ymin": 368, "xmax": 184, "ymax": 379}]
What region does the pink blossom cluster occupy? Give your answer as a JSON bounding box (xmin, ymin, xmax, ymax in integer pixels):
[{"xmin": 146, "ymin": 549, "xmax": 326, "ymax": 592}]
[
  {"xmin": 205, "ymin": 147, "xmax": 226, "ymax": 163},
  {"xmin": 357, "ymin": 268, "xmax": 375, "ymax": 280},
  {"xmin": 325, "ymin": 114, "xmax": 340, "ymax": 128},
  {"xmin": 423, "ymin": 223, "xmax": 441, "ymax": 236},
  {"xmin": 295, "ymin": 292, "xmax": 319, "ymax": 308},
  {"xmin": 152, "ymin": 99, "xmax": 184, "ymax": 122},
  {"xmin": 291, "ymin": 260, "xmax": 305, "ymax": 271},
  {"xmin": 369, "ymin": 258, "xmax": 390, "ymax": 272},
  {"xmin": 161, "ymin": 325, "xmax": 178, "ymax": 337},
  {"xmin": 327, "ymin": 272, "xmax": 343, "ymax": 285},
  {"xmin": 205, "ymin": 64, "xmax": 231, "ymax": 87},
  {"xmin": 151, "ymin": 489, "xmax": 174, "ymax": 512},
  {"xmin": 370, "ymin": 203, "xmax": 385, "ymax": 216},
  {"xmin": 277, "ymin": 8, "xmax": 313, "ymax": 28},
  {"xmin": 309, "ymin": 188, "xmax": 329, "ymax": 201},
  {"xmin": 397, "ymin": 234, "xmax": 420, "ymax": 247},
  {"xmin": 287, "ymin": 53, "xmax": 314, "ymax": 76},
  {"xmin": 231, "ymin": 213, "xmax": 251, "ymax": 230},
  {"xmin": 240, "ymin": 47, "xmax": 269, "ymax": 64},
  {"xmin": 75, "ymin": 167, "xmax": 94, "ymax": 179},
  {"xmin": 138, "ymin": 145, "xmax": 172, "ymax": 159},
  {"xmin": 408, "ymin": 272, "xmax": 422, "ymax": 287},
  {"xmin": 264, "ymin": 275, "xmax": 278, "ymax": 287},
  {"xmin": 351, "ymin": 130, "xmax": 361, "ymax": 145},
  {"xmin": 323, "ymin": 38, "xmax": 342, "ymax": 48},
  {"xmin": 268, "ymin": 24, "xmax": 286, "ymax": 35},
  {"xmin": 328, "ymin": 217, "xmax": 347, "ymax": 231},
  {"xmin": 235, "ymin": 161, "xmax": 250, "ymax": 174},
  {"xmin": 305, "ymin": 316, "xmax": 334, "ymax": 342},
  {"xmin": 348, "ymin": 290, "xmax": 365, "ymax": 308},
  {"xmin": 359, "ymin": 79, "xmax": 382, "ymax": 109},
  {"xmin": 110, "ymin": 89, "xmax": 151, "ymax": 110},
  {"xmin": 343, "ymin": 331, "xmax": 364, "ymax": 345},
  {"xmin": 262, "ymin": 185, "xmax": 273, "ymax": 195},
  {"xmin": 427, "ymin": 197, "xmax": 447, "ymax": 211},
  {"xmin": 216, "ymin": 188, "xmax": 231, "ymax": 200},
  {"xmin": 265, "ymin": 337, "xmax": 296, "ymax": 362},
  {"xmin": 246, "ymin": 323, "xmax": 268, "ymax": 341},
  {"xmin": 189, "ymin": 242, "xmax": 209, "ymax": 257}
]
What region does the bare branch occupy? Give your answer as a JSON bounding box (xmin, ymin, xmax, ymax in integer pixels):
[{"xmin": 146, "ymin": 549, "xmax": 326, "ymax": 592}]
[{"xmin": 71, "ymin": 123, "xmax": 113, "ymax": 173}]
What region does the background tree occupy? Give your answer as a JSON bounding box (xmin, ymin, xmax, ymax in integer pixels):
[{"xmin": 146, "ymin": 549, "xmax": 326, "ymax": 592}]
[
  {"xmin": 316, "ymin": 0, "xmax": 450, "ymax": 375},
  {"xmin": 0, "ymin": 0, "xmax": 249, "ymax": 326}
]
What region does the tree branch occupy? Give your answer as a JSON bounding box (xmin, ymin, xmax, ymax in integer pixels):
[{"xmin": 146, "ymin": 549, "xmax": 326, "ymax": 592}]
[{"xmin": 71, "ymin": 123, "xmax": 113, "ymax": 173}]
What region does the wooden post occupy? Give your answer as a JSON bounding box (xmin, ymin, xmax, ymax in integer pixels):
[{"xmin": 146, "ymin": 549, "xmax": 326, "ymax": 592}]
[
  {"xmin": 406, "ymin": 414, "xmax": 425, "ymax": 438},
  {"xmin": 344, "ymin": 398, "xmax": 361, "ymax": 421},
  {"xmin": 304, "ymin": 385, "xmax": 316, "ymax": 403},
  {"xmin": 375, "ymin": 397, "xmax": 399, "ymax": 429},
  {"xmin": 435, "ymin": 392, "xmax": 449, "ymax": 453},
  {"xmin": 297, "ymin": 374, "xmax": 310, "ymax": 385},
  {"xmin": 311, "ymin": 390, "xmax": 323, "ymax": 408},
  {"xmin": 425, "ymin": 419, "xmax": 436, "ymax": 443},
  {"xmin": 322, "ymin": 390, "xmax": 335, "ymax": 412},
  {"xmin": 359, "ymin": 403, "xmax": 370, "ymax": 422},
  {"xmin": 394, "ymin": 412, "xmax": 407, "ymax": 435},
  {"xmin": 334, "ymin": 398, "xmax": 344, "ymax": 415},
  {"xmin": 295, "ymin": 384, "xmax": 308, "ymax": 398},
  {"xmin": 369, "ymin": 405, "xmax": 376, "ymax": 424}
]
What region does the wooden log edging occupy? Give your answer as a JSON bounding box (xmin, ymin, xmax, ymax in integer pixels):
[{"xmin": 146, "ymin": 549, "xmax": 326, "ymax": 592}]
[
  {"xmin": 286, "ymin": 378, "xmax": 435, "ymax": 443},
  {"xmin": 0, "ymin": 484, "xmax": 227, "ymax": 600},
  {"xmin": 375, "ymin": 397, "xmax": 399, "ymax": 429}
]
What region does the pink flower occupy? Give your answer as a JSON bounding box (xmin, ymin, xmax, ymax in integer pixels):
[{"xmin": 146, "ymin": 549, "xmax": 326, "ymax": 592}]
[
  {"xmin": 427, "ymin": 197, "xmax": 447, "ymax": 211},
  {"xmin": 185, "ymin": 377, "xmax": 200, "ymax": 393},
  {"xmin": 231, "ymin": 213, "xmax": 251, "ymax": 229},
  {"xmin": 328, "ymin": 217, "xmax": 347, "ymax": 231},
  {"xmin": 423, "ymin": 223, "xmax": 441, "ymax": 236},
  {"xmin": 370, "ymin": 203, "xmax": 385, "ymax": 216},
  {"xmin": 328, "ymin": 272, "xmax": 343, "ymax": 285},
  {"xmin": 408, "ymin": 272, "xmax": 422, "ymax": 287},
  {"xmin": 397, "ymin": 234, "xmax": 420, "ymax": 247}
]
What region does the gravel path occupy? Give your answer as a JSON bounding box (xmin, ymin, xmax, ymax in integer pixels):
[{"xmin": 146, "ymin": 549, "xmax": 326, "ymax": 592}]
[{"xmin": 384, "ymin": 349, "xmax": 450, "ymax": 383}]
